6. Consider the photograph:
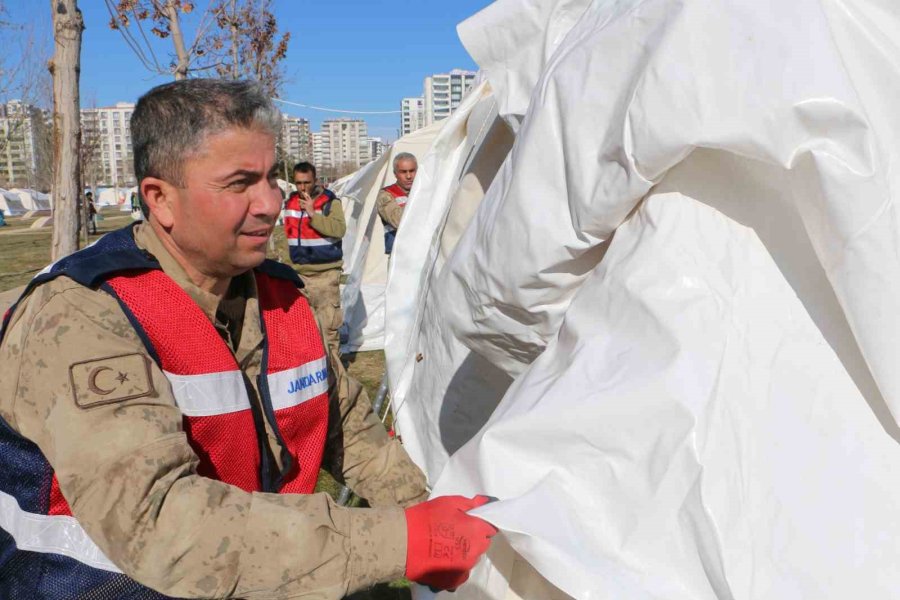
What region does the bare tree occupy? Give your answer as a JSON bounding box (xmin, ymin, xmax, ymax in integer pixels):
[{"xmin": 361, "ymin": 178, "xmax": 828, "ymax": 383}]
[
  {"xmin": 213, "ymin": 0, "xmax": 290, "ymax": 96},
  {"xmin": 49, "ymin": 0, "xmax": 84, "ymax": 260},
  {"xmin": 106, "ymin": 0, "xmax": 290, "ymax": 95},
  {"xmin": 105, "ymin": 0, "xmax": 222, "ymax": 80}
]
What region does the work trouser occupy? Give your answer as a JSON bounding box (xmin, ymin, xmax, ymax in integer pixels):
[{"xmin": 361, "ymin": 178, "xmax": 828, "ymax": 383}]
[{"xmin": 299, "ymin": 267, "xmax": 342, "ymax": 355}]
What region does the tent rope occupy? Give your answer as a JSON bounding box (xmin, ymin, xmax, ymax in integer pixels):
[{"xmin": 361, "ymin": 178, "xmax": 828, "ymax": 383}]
[{"xmin": 272, "ymin": 98, "xmax": 402, "ymax": 115}]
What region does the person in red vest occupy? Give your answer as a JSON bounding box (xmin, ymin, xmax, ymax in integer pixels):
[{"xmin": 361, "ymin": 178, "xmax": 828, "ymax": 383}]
[
  {"xmin": 0, "ymin": 79, "xmax": 496, "ymax": 599},
  {"xmin": 283, "ymin": 161, "xmax": 345, "ymax": 354},
  {"xmin": 377, "ymin": 152, "xmax": 418, "ymax": 255}
]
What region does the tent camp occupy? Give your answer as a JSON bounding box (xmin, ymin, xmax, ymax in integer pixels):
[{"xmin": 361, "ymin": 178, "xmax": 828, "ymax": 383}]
[
  {"xmin": 10, "ymin": 188, "xmax": 50, "ymax": 212},
  {"xmin": 0, "ymin": 189, "xmax": 26, "ymax": 217},
  {"xmin": 337, "ymin": 121, "xmax": 443, "ymax": 352},
  {"xmin": 384, "ymin": 0, "xmax": 900, "ymax": 598}
]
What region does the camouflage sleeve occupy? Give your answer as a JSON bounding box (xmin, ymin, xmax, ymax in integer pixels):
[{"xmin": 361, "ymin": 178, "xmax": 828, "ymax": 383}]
[
  {"xmin": 326, "ymin": 352, "xmax": 429, "ymax": 508},
  {"xmin": 376, "ymin": 190, "xmax": 405, "ymax": 229},
  {"xmin": 309, "ymin": 198, "xmax": 347, "ymax": 239},
  {"xmin": 1, "ymin": 279, "xmax": 407, "ymax": 599}
]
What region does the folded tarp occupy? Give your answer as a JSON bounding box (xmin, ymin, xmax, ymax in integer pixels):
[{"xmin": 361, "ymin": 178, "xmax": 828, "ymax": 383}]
[{"xmin": 382, "ymin": 0, "xmax": 900, "ymax": 597}]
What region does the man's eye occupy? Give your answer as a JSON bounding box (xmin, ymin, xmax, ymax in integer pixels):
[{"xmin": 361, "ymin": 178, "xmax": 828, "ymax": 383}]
[{"xmin": 228, "ymin": 180, "xmax": 249, "ymax": 190}]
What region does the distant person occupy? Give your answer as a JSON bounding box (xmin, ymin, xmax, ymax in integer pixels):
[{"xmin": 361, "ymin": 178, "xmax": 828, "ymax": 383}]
[
  {"xmin": 130, "ymin": 189, "xmax": 144, "ymax": 221},
  {"xmin": 0, "ymin": 79, "xmax": 496, "ymax": 598},
  {"xmin": 85, "ymin": 191, "xmax": 98, "ymax": 234},
  {"xmin": 377, "ymin": 152, "xmax": 417, "ymax": 255},
  {"xmin": 283, "ymin": 162, "xmax": 346, "ymax": 354}
]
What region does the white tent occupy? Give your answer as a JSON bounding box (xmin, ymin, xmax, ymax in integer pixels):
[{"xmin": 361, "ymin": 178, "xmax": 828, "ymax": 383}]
[
  {"xmin": 94, "ymin": 187, "xmax": 129, "ymax": 207},
  {"xmin": 385, "ymin": 0, "xmax": 900, "ymax": 598},
  {"xmin": 276, "ymin": 178, "xmax": 295, "ymax": 199},
  {"xmin": 0, "ymin": 189, "xmax": 26, "ymax": 216},
  {"xmin": 338, "ymin": 121, "xmax": 443, "ymax": 353},
  {"xmin": 11, "ymin": 188, "xmax": 51, "ymax": 211}
]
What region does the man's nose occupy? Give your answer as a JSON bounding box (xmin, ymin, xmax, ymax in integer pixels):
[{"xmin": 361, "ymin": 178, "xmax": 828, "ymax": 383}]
[{"xmin": 250, "ymin": 185, "xmax": 282, "ymax": 219}]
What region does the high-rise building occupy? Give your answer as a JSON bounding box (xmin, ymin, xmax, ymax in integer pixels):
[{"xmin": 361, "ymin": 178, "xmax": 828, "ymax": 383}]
[
  {"xmin": 367, "ymin": 137, "xmax": 386, "ymax": 162},
  {"xmin": 423, "ymin": 69, "xmax": 477, "ymax": 126},
  {"xmin": 80, "ymin": 102, "xmax": 136, "ymax": 188},
  {"xmin": 401, "ymin": 97, "xmax": 425, "ymax": 136},
  {"xmin": 280, "ymin": 115, "xmax": 312, "ymax": 163},
  {"xmin": 320, "ymin": 118, "xmax": 370, "ymax": 175},
  {"xmin": 0, "ymin": 100, "xmax": 50, "ymax": 189}
]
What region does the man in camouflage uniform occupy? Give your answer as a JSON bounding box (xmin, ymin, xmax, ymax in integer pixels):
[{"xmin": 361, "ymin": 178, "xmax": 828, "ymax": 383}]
[
  {"xmin": 0, "ymin": 79, "xmax": 496, "ymax": 599},
  {"xmin": 283, "ymin": 161, "xmax": 345, "ymax": 355},
  {"xmin": 376, "ymin": 152, "xmax": 418, "ymax": 256}
]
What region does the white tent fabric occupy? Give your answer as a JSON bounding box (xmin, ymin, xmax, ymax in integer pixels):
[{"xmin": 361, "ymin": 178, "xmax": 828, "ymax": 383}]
[
  {"xmin": 95, "ymin": 187, "xmax": 129, "ymax": 207},
  {"xmin": 11, "ymin": 188, "xmax": 51, "ymax": 211},
  {"xmin": 0, "ymin": 189, "xmax": 26, "ymax": 216},
  {"xmin": 383, "ymin": 0, "xmax": 900, "ymax": 598},
  {"xmin": 338, "ymin": 121, "xmax": 443, "ymax": 353}
]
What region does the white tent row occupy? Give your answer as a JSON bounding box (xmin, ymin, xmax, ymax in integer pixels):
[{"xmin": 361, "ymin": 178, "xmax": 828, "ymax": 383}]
[
  {"xmin": 337, "ymin": 121, "xmax": 443, "ymax": 353},
  {"xmin": 383, "ymin": 0, "xmax": 900, "ymax": 598},
  {"xmin": 92, "ymin": 186, "xmax": 132, "ymax": 207},
  {"xmin": 9, "ymin": 188, "xmax": 50, "ymax": 211},
  {"xmin": 0, "ymin": 189, "xmax": 26, "ymax": 216}
]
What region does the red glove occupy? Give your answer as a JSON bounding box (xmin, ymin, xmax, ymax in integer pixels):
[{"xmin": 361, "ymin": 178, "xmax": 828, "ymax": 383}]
[{"xmin": 405, "ymin": 495, "xmax": 498, "ymax": 591}]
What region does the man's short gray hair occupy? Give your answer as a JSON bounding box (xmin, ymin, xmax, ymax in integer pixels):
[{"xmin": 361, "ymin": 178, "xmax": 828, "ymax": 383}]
[
  {"xmin": 393, "ymin": 152, "xmax": 417, "ymax": 171},
  {"xmin": 132, "ymin": 79, "xmax": 281, "ymax": 186}
]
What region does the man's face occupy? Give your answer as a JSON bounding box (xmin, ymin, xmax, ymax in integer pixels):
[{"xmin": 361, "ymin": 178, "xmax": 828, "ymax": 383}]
[
  {"xmin": 293, "ymin": 170, "xmax": 316, "ymax": 197},
  {"xmin": 394, "ymin": 158, "xmax": 417, "ymax": 192},
  {"xmin": 162, "ymin": 127, "xmax": 281, "ymax": 278}
]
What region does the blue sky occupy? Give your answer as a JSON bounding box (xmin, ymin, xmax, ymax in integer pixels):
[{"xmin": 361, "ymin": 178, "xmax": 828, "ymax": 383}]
[{"xmin": 4, "ymin": 0, "xmax": 493, "ymax": 141}]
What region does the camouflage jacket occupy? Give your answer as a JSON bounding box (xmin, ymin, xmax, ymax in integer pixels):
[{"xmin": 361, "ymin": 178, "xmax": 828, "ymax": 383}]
[{"xmin": 0, "ymin": 223, "xmax": 427, "ymax": 599}]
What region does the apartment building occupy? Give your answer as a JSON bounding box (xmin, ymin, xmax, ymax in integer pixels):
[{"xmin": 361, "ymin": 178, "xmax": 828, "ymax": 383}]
[
  {"xmin": 319, "ymin": 118, "xmax": 370, "ymax": 174},
  {"xmin": 0, "ymin": 100, "xmax": 50, "ymax": 189},
  {"xmin": 400, "ymin": 96, "xmax": 425, "ymax": 136},
  {"xmin": 81, "ymin": 102, "xmax": 136, "ymax": 188},
  {"xmin": 367, "ymin": 137, "xmax": 386, "ymax": 162},
  {"xmin": 423, "ymin": 69, "xmax": 477, "ymax": 126},
  {"xmin": 281, "ymin": 115, "xmax": 312, "ymax": 162},
  {"xmin": 312, "ymin": 131, "xmax": 329, "ymax": 170}
]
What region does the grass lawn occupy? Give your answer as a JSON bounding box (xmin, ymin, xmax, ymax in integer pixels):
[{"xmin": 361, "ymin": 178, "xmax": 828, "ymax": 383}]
[{"xmin": 1, "ymin": 211, "xmax": 407, "ymax": 599}]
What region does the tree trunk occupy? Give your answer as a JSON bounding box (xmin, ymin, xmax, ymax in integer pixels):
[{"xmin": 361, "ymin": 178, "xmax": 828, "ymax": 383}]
[
  {"xmin": 50, "ymin": 0, "xmax": 83, "ymax": 261},
  {"xmin": 165, "ymin": 0, "xmax": 190, "ymax": 80}
]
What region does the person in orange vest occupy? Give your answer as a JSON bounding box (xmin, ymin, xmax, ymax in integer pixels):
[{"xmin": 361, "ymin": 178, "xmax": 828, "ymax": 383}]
[
  {"xmin": 0, "ymin": 79, "xmax": 497, "ymax": 599},
  {"xmin": 283, "ymin": 162, "xmax": 345, "ymax": 354},
  {"xmin": 376, "ymin": 152, "xmax": 417, "ymax": 255}
]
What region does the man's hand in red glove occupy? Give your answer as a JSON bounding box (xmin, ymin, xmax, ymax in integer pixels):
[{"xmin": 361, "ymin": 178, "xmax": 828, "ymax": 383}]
[{"xmin": 405, "ymin": 495, "xmax": 499, "ymax": 591}]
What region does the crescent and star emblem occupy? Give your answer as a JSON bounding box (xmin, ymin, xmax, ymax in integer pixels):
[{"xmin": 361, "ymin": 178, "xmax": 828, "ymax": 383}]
[{"xmin": 87, "ymin": 366, "xmax": 116, "ymax": 395}]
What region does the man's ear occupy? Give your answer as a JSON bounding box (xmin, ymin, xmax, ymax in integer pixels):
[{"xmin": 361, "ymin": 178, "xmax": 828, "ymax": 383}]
[{"xmin": 140, "ymin": 177, "xmax": 176, "ymax": 228}]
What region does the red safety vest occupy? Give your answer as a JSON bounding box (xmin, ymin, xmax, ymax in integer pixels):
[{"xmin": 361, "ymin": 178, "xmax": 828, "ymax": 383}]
[
  {"xmin": 381, "ymin": 184, "xmax": 408, "ymax": 254},
  {"xmin": 283, "ymin": 189, "xmax": 343, "ymax": 264},
  {"xmin": 107, "ymin": 268, "xmax": 330, "ymax": 494}
]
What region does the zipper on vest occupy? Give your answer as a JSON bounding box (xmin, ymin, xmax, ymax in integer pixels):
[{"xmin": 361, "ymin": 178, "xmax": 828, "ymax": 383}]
[{"xmin": 256, "ymin": 316, "xmax": 297, "ymax": 493}]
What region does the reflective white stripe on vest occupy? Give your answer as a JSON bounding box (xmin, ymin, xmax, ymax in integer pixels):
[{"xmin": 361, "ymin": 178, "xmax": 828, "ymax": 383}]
[
  {"xmin": 288, "ymin": 238, "xmax": 299, "ymax": 246},
  {"xmin": 268, "ymin": 357, "xmax": 329, "ymax": 411},
  {"xmin": 0, "ymin": 490, "xmax": 121, "ymax": 573},
  {"xmin": 284, "ymin": 209, "xmax": 324, "ymax": 220},
  {"xmin": 164, "ymin": 370, "xmax": 252, "ymax": 417},
  {"xmin": 299, "ymin": 237, "xmax": 340, "ymax": 247}
]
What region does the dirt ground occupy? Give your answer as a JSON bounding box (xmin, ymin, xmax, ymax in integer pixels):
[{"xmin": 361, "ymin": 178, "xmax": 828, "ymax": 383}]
[{"xmin": 0, "ymin": 211, "xmax": 408, "ymax": 599}]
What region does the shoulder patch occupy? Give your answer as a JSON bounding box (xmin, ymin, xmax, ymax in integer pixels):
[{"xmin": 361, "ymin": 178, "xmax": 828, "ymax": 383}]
[{"xmin": 69, "ymin": 353, "xmax": 155, "ymax": 408}]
